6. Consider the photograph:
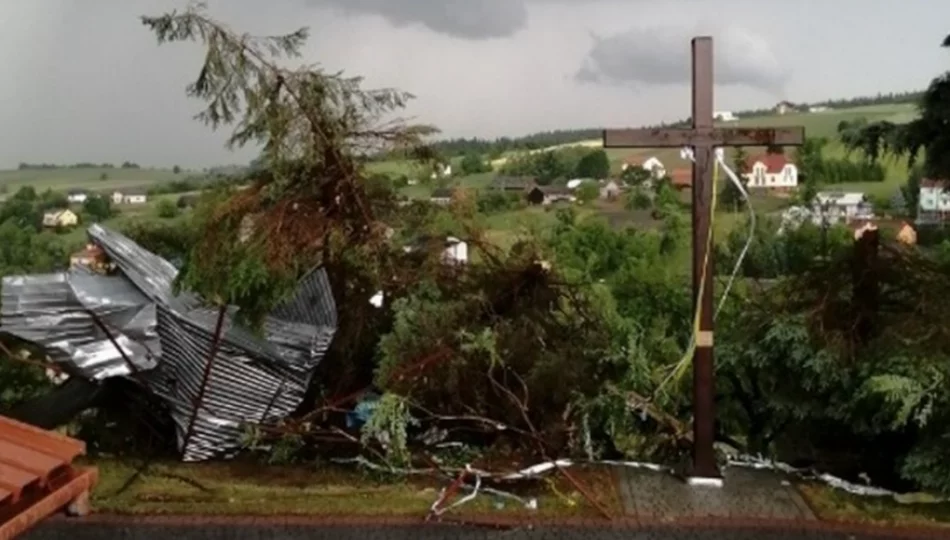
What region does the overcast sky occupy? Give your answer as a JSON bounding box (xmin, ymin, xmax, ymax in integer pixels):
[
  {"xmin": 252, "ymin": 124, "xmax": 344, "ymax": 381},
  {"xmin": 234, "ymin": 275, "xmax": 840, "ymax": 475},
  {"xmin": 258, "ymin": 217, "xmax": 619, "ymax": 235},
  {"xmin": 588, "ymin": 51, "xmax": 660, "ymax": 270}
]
[{"xmin": 0, "ymin": 0, "xmax": 947, "ymax": 169}]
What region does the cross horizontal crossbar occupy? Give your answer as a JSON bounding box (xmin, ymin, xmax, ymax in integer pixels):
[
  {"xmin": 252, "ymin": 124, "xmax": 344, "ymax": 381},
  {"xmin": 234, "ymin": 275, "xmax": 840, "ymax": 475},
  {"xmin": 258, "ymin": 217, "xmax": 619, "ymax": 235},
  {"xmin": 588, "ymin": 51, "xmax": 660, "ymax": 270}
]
[{"xmin": 602, "ymin": 126, "xmax": 805, "ymax": 148}]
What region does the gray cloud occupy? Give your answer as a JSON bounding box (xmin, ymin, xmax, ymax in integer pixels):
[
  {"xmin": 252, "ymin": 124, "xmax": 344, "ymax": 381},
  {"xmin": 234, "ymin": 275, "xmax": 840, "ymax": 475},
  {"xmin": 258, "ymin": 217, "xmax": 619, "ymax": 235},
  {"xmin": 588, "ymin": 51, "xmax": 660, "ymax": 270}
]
[
  {"xmin": 305, "ymin": 0, "xmax": 529, "ymax": 39},
  {"xmin": 576, "ymin": 24, "xmax": 789, "ymax": 95}
]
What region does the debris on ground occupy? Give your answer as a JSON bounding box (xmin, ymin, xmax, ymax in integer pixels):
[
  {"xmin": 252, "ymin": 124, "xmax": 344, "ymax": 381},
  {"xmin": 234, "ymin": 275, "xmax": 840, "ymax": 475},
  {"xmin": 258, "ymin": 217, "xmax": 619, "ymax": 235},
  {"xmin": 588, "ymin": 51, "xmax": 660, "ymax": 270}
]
[{"xmin": 0, "ymin": 224, "xmax": 338, "ymax": 461}]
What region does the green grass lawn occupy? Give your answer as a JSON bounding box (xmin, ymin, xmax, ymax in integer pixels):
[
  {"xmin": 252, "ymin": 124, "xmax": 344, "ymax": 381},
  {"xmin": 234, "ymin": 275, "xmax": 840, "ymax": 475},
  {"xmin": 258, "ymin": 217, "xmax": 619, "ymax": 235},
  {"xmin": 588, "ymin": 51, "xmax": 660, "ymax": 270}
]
[
  {"xmin": 0, "ymin": 167, "xmax": 183, "ymax": 194},
  {"xmin": 82, "ymin": 457, "xmax": 621, "ymax": 519},
  {"xmin": 56, "ymin": 192, "xmax": 192, "ymax": 250}
]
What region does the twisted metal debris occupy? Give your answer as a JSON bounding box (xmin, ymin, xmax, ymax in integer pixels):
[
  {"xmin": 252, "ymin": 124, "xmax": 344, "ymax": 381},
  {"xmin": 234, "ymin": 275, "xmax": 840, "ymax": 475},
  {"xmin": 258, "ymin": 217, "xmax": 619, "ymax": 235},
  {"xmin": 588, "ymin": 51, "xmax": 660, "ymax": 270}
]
[{"xmin": 0, "ymin": 224, "xmax": 337, "ymax": 461}]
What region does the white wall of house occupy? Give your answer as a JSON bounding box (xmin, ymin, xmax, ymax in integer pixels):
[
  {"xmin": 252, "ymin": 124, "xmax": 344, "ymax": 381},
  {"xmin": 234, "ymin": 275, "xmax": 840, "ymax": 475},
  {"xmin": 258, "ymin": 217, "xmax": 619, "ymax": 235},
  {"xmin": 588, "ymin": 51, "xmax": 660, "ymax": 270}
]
[
  {"xmin": 814, "ymin": 192, "xmax": 874, "ymax": 222},
  {"xmin": 111, "ymin": 192, "xmax": 124, "ymax": 204},
  {"xmin": 67, "ymin": 193, "xmax": 88, "ymax": 203},
  {"xmin": 124, "ymin": 194, "xmax": 148, "ymax": 204},
  {"xmin": 443, "ymin": 237, "xmax": 468, "ymax": 265},
  {"xmin": 642, "ymin": 157, "xmax": 666, "ymax": 178},
  {"xmin": 744, "ymin": 162, "xmax": 798, "ymax": 188}
]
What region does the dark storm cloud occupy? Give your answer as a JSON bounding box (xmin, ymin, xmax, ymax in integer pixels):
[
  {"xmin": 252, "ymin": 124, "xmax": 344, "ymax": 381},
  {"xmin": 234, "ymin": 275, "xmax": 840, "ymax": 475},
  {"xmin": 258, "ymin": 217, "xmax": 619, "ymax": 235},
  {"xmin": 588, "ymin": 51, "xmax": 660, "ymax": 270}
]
[
  {"xmin": 575, "ymin": 24, "xmax": 789, "ymax": 94},
  {"xmin": 305, "ymin": 0, "xmax": 529, "ymax": 39}
]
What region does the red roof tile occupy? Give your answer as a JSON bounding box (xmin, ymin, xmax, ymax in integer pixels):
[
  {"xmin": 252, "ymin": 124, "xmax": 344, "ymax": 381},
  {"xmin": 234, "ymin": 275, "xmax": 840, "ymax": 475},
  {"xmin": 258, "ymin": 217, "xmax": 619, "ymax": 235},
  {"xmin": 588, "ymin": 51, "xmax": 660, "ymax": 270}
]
[
  {"xmin": 669, "ymin": 169, "xmax": 692, "ymax": 188},
  {"xmin": 0, "ymin": 415, "xmax": 98, "ymax": 536},
  {"xmin": 920, "ymin": 178, "xmax": 950, "ymax": 188},
  {"xmin": 746, "ymin": 154, "xmax": 791, "ymax": 174}
]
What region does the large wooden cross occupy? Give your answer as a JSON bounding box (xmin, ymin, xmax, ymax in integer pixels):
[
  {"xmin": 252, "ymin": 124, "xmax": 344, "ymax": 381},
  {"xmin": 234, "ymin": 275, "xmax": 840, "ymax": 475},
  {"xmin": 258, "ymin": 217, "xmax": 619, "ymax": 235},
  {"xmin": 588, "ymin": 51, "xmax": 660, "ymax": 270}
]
[{"xmin": 603, "ymin": 37, "xmax": 805, "ymax": 481}]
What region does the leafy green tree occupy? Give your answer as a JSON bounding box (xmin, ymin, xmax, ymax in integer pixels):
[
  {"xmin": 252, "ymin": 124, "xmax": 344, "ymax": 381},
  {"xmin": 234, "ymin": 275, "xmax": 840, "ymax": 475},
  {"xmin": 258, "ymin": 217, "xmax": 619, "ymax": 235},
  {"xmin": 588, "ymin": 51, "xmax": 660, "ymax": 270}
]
[
  {"xmin": 172, "ymin": 165, "xmax": 182, "ymax": 174},
  {"xmin": 625, "ymin": 186, "xmax": 652, "ymax": 210},
  {"xmin": 141, "ymin": 4, "xmax": 436, "ymax": 329},
  {"xmin": 82, "ymin": 196, "xmax": 114, "ymax": 222},
  {"xmin": 156, "ymin": 199, "xmax": 179, "ymax": 219},
  {"xmin": 574, "ymin": 149, "xmax": 610, "ymax": 179},
  {"xmin": 459, "ymin": 153, "xmax": 491, "ymax": 175},
  {"xmin": 621, "ymin": 166, "xmax": 652, "ymax": 186},
  {"xmin": 533, "ymin": 151, "xmax": 568, "ymax": 185},
  {"xmin": 575, "ymin": 181, "xmax": 599, "ymax": 203}
]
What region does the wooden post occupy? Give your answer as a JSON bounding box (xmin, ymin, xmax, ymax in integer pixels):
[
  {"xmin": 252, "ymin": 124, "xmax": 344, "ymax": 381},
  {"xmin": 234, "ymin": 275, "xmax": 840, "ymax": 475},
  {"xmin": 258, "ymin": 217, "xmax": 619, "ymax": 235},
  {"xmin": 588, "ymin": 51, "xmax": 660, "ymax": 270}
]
[{"xmin": 602, "ymin": 36, "xmax": 806, "ymax": 483}]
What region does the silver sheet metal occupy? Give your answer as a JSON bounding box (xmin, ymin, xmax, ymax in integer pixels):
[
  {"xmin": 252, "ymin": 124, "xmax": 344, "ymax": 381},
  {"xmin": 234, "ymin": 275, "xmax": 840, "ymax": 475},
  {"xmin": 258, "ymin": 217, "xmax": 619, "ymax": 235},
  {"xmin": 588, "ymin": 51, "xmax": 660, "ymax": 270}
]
[{"xmin": 0, "ymin": 224, "xmax": 338, "ymax": 461}]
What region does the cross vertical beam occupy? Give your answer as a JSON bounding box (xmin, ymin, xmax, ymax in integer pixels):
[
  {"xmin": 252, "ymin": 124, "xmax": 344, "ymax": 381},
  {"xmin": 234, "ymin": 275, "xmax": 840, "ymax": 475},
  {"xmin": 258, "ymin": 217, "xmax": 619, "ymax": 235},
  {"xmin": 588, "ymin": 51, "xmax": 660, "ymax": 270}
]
[{"xmin": 688, "ymin": 36, "xmax": 718, "ymax": 481}]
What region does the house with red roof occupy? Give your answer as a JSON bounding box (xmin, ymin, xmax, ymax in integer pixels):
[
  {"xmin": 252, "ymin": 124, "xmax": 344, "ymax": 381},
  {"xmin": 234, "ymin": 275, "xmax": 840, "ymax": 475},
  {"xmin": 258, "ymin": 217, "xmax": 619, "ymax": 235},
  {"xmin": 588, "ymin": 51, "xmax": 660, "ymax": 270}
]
[{"xmin": 744, "ymin": 153, "xmax": 799, "ymax": 189}]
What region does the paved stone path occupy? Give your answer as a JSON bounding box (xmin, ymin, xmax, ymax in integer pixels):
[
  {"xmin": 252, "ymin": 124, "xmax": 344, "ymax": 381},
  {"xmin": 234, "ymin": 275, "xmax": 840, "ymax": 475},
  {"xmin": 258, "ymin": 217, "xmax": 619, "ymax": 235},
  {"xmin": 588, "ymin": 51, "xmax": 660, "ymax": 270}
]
[{"xmin": 616, "ymin": 466, "xmax": 816, "ymax": 521}]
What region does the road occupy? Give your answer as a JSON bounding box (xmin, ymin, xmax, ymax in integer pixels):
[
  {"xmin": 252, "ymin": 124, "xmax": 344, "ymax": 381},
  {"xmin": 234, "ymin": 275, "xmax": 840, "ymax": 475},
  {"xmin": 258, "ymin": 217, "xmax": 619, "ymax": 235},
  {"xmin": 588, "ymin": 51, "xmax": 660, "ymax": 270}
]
[{"xmin": 23, "ymin": 521, "xmax": 942, "ymax": 540}]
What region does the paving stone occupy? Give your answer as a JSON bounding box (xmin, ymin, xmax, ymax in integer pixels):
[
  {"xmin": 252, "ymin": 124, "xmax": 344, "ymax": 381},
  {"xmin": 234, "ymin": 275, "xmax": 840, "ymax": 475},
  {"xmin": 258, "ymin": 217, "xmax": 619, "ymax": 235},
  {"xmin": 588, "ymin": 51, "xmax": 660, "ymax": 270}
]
[{"xmin": 618, "ymin": 466, "xmax": 816, "ymax": 521}]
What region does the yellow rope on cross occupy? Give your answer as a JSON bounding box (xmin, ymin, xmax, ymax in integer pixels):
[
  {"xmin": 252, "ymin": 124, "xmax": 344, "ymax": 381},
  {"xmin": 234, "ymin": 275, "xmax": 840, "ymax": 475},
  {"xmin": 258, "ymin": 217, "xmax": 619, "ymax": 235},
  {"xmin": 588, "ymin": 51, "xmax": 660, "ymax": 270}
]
[{"xmin": 653, "ymin": 150, "xmax": 720, "ymax": 397}]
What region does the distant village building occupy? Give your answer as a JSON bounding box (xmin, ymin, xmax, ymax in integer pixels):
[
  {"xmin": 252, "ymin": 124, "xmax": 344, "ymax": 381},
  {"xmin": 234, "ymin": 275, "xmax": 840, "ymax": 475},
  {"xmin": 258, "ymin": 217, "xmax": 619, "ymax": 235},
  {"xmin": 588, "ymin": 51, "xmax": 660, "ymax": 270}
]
[
  {"xmin": 714, "ymin": 111, "xmax": 737, "ymax": 122},
  {"xmin": 599, "ymin": 180, "xmax": 621, "ymax": 201},
  {"xmin": 809, "ymin": 106, "xmax": 830, "ymax": 113},
  {"xmin": 813, "ymin": 191, "xmax": 875, "ymax": 224},
  {"xmin": 67, "ymin": 189, "xmax": 89, "ymax": 204},
  {"xmin": 112, "ymin": 189, "xmax": 148, "ymax": 204},
  {"xmin": 744, "ymin": 154, "xmax": 798, "ymax": 189},
  {"xmin": 42, "ymin": 209, "xmax": 79, "ymax": 229},
  {"xmin": 429, "ymin": 187, "xmax": 455, "ymax": 205},
  {"xmin": 774, "ymin": 101, "xmax": 797, "ymax": 115},
  {"xmin": 669, "ymin": 169, "xmax": 692, "ymax": 190},
  {"xmin": 69, "ymin": 243, "xmax": 108, "ymax": 271},
  {"xmin": 492, "ymin": 176, "xmax": 536, "ymax": 192},
  {"xmin": 641, "ymin": 156, "xmax": 666, "ymax": 179},
  {"xmin": 526, "ymin": 186, "xmax": 575, "ymax": 205},
  {"xmin": 916, "ymin": 179, "xmax": 950, "ymax": 225}
]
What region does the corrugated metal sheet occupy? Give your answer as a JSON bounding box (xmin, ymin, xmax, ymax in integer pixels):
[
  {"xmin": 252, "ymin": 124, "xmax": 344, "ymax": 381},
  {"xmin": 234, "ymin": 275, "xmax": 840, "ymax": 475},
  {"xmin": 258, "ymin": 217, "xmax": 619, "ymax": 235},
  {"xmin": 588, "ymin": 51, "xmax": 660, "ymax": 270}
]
[
  {"xmin": 0, "ymin": 224, "xmax": 338, "ymax": 461},
  {"xmin": 0, "ymin": 414, "xmax": 97, "ymax": 539}
]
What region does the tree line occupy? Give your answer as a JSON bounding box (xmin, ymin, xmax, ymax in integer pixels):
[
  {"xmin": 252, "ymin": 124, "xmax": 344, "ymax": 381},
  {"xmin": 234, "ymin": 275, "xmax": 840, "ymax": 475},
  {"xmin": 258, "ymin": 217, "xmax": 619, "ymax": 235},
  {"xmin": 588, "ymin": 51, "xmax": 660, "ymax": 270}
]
[
  {"xmin": 408, "ymin": 90, "xmax": 925, "ymax": 160},
  {"xmin": 17, "ymin": 161, "xmax": 143, "ymax": 170}
]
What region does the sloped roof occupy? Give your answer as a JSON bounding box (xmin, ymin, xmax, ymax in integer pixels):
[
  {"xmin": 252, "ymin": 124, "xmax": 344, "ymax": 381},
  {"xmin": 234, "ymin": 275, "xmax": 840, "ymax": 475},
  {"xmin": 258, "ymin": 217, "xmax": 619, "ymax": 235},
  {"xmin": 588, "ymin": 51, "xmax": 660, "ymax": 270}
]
[{"xmin": 747, "ymin": 154, "xmax": 791, "ymax": 174}]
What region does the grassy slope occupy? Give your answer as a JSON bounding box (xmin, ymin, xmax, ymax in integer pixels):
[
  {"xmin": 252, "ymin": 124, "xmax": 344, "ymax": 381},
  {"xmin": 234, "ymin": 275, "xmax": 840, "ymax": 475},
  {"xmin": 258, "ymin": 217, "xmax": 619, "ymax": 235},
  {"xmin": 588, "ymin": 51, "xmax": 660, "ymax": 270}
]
[
  {"xmin": 84, "ymin": 458, "xmax": 621, "ymax": 518},
  {"xmin": 0, "ymin": 167, "xmax": 184, "ymax": 194}
]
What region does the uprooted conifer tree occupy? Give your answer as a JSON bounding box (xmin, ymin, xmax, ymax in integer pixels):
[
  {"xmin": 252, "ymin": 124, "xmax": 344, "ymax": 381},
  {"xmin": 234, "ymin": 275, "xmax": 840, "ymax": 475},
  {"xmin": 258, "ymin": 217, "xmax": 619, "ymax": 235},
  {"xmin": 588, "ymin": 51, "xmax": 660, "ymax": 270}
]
[{"xmin": 141, "ymin": 3, "xmax": 634, "ymax": 464}]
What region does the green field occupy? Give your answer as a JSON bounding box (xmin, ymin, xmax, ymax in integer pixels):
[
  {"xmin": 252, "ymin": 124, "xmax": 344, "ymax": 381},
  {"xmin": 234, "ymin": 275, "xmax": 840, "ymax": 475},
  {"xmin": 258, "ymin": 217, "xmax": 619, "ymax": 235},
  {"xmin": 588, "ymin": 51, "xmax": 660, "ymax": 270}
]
[{"xmin": 0, "ymin": 167, "xmax": 184, "ymax": 198}]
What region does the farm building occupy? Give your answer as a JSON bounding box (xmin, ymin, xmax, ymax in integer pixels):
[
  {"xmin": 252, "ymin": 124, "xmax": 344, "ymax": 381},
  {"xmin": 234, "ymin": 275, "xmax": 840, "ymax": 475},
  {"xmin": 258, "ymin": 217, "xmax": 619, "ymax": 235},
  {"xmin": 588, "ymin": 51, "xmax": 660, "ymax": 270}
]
[
  {"xmin": 774, "ymin": 101, "xmax": 798, "ymax": 115},
  {"xmin": 67, "ymin": 189, "xmax": 89, "ymax": 203},
  {"xmin": 642, "ymin": 156, "xmax": 666, "ymax": 179},
  {"xmin": 526, "ymin": 186, "xmax": 574, "ymax": 205},
  {"xmin": 112, "ymin": 189, "xmax": 148, "ymax": 204},
  {"xmin": 669, "ymin": 169, "xmax": 692, "ymax": 190},
  {"xmin": 744, "ymin": 154, "xmax": 798, "ymax": 189},
  {"xmin": 714, "ymin": 111, "xmax": 737, "ymax": 121},
  {"xmin": 492, "ymin": 176, "xmax": 536, "ymax": 192},
  {"xmin": 42, "ymin": 209, "xmax": 79, "ymax": 229},
  {"xmin": 429, "ymin": 187, "xmax": 455, "ymax": 205},
  {"xmin": 813, "ymin": 191, "xmax": 874, "ymax": 224},
  {"xmin": 916, "ymin": 179, "xmax": 950, "ymax": 225}
]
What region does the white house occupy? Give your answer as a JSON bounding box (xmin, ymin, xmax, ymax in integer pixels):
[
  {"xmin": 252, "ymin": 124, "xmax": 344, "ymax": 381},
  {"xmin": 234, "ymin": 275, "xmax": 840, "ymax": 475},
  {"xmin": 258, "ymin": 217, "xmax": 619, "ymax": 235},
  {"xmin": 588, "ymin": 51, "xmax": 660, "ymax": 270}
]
[
  {"xmin": 917, "ymin": 179, "xmax": 950, "ymax": 225},
  {"xmin": 112, "ymin": 190, "xmax": 148, "ymax": 204},
  {"xmin": 67, "ymin": 189, "xmax": 89, "ymax": 204},
  {"xmin": 641, "ymin": 156, "xmax": 666, "ymax": 179},
  {"xmin": 809, "ymin": 106, "xmax": 830, "ymax": 113},
  {"xmin": 442, "ymin": 236, "xmax": 468, "ymax": 265},
  {"xmin": 813, "ymin": 192, "xmax": 874, "ymax": 224},
  {"xmin": 714, "ymin": 111, "xmax": 737, "ymax": 122},
  {"xmin": 744, "ymin": 154, "xmax": 798, "ymax": 189},
  {"xmin": 599, "ymin": 179, "xmax": 621, "ymax": 200}
]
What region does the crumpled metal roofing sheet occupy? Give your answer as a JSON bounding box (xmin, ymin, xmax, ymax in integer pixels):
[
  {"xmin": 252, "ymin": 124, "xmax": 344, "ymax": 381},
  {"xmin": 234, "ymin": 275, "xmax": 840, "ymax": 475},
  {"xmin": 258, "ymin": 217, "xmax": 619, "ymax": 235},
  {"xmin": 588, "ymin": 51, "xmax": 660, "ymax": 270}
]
[{"xmin": 0, "ymin": 224, "xmax": 338, "ymax": 461}]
